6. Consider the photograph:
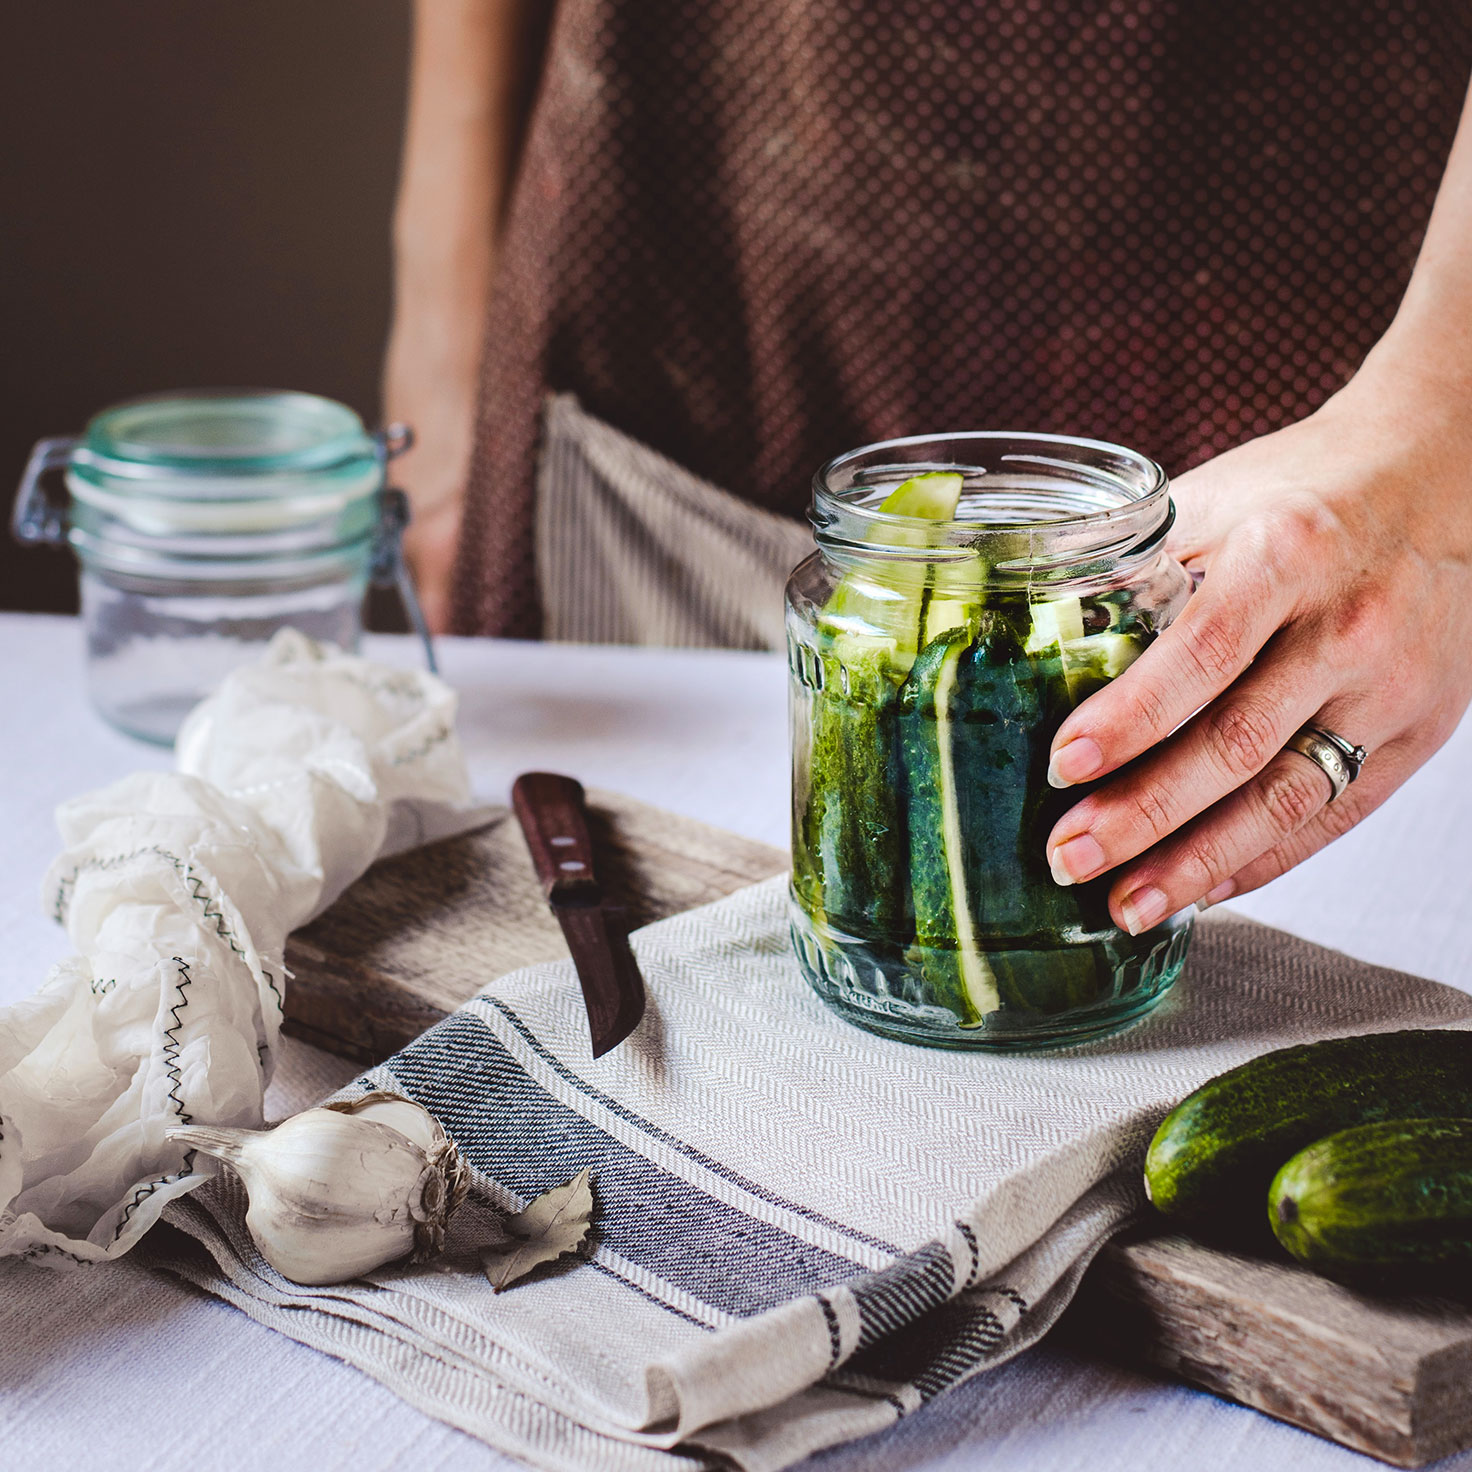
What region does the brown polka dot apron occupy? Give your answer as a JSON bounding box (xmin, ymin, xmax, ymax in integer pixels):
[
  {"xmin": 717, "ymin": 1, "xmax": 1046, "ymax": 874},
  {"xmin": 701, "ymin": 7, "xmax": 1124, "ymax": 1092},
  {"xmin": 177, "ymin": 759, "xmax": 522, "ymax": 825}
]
[{"xmin": 453, "ymin": 1, "xmax": 1472, "ymax": 642}]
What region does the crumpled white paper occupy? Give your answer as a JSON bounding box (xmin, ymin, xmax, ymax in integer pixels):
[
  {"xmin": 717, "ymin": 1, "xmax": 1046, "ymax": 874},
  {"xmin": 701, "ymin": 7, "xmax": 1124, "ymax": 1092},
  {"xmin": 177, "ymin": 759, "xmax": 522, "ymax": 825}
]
[{"xmin": 0, "ymin": 631, "xmax": 475, "ymax": 1266}]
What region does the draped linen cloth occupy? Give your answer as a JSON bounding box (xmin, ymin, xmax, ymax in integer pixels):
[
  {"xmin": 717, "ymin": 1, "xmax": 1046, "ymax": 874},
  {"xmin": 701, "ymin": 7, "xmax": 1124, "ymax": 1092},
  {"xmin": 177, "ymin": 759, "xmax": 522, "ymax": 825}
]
[
  {"xmin": 158, "ymin": 878, "xmax": 1472, "ymax": 1471},
  {"xmin": 536, "ymin": 395, "xmax": 813, "ymax": 651},
  {"xmin": 0, "ymin": 632, "xmax": 474, "ymax": 1265}
]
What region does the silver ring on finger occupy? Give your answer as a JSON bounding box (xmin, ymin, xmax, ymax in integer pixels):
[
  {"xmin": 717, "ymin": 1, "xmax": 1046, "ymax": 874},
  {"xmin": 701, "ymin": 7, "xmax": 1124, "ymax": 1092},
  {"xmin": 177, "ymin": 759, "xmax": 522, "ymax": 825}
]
[{"xmin": 1283, "ymin": 724, "xmax": 1368, "ymax": 802}]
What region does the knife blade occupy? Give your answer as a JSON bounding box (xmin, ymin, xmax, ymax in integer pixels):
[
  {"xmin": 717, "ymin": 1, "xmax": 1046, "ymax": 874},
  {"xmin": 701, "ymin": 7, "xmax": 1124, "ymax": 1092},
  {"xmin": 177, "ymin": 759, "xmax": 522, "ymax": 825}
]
[{"xmin": 510, "ymin": 771, "xmax": 647, "ymax": 1058}]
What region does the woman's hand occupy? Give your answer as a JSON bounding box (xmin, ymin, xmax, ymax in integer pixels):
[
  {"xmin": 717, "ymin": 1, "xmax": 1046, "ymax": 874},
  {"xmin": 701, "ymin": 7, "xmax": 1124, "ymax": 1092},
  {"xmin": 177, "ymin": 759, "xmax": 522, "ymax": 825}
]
[
  {"xmin": 383, "ymin": 313, "xmax": 483, "ymax": 635},
  {"xmin": 1043, "ymin": 353, "xmax": 1472, "ymax": 933},
  {"xmin": 1044, "ymin": 76, "xmax": 1472, "ymax": 931}
]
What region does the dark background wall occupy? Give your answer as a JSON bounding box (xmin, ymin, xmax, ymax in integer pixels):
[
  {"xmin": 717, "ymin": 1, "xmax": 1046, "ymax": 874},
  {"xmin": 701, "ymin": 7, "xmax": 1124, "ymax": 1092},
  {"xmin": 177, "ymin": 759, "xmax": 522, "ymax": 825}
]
[{"xmin": 1, "ymin": 1, "xmax": 411, "ymax": 613}]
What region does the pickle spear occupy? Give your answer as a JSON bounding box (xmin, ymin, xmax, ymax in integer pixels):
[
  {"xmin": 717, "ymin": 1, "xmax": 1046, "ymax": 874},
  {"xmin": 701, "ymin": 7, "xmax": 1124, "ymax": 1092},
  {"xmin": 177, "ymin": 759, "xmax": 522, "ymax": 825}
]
[
  {"xmin": 900, "ymin": 622, "xmax": 1003, "ymax": 1026},
  {"xmin": 819, "ymin": 470, "xmax": 972, "ymax": 677},
  {"xmin": 800, "ymin": 471, "xmax": 973, "ymax": 942},
  {"xmin": 902, "ymin": 611, "xmax": 1122, "ymax": 1023}
]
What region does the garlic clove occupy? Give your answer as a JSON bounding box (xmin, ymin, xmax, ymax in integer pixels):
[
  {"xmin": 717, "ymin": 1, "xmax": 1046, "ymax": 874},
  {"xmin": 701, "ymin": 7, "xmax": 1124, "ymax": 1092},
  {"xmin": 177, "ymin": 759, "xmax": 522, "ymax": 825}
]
[
  {"xmin": 327, "ymin": 1091, "xmax": 440, "ymax": 1151},
  {"xmin": 323, "ymin": 1090, "xmax": 472, "ymax": 1252},
  {"xmin": 168, "ymin": 1092, "xmax": 470, "ymax": 1286}
]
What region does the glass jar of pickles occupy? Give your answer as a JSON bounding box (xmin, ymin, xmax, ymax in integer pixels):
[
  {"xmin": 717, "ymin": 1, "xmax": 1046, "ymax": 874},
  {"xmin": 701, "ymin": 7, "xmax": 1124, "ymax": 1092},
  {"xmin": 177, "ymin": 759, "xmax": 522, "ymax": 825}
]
[{"xmin": 786, "ymin": 432, "xmax": 1195, "ymax": 1049}]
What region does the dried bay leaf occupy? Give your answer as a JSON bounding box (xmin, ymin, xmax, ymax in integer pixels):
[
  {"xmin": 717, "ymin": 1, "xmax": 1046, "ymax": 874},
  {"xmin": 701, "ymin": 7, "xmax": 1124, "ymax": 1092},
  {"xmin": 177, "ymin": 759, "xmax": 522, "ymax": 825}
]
[{"xmin": 482, "ymin": 1168, "xmax": 595, "ymax": 1291}]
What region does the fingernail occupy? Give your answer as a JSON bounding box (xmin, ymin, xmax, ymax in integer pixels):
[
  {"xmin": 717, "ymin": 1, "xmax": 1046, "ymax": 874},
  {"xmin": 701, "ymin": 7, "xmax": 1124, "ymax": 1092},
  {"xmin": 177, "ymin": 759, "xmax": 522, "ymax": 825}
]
[
  {"xmin": 1119, "ymin": 884, "xmax": 1169, "ymax": 936},
  {"xmin": 1195, "ymin": 879, "xmax": 1237, "ymax": 913},
  {"xmin": 1048, "ymin": 737, "xmax": 1104, "ymax": 789},
  {"xmin": 1049, "ymin": 833, "xmax": 1106, "ymax": 887}
]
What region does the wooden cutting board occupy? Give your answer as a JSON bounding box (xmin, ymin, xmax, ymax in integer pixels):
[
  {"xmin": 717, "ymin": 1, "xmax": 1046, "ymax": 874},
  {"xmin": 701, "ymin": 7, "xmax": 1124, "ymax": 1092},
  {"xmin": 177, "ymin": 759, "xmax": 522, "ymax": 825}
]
[
  {"xmin": 282, "ymin": 791, "xmax": 1472, "ymax": 1469},
  {"xmin": 1060, "ymin": 1231, "xmax": 1472, "ymax": 1468},
  {"xmin": 282, "ymin": 789, "xmax": 789, "ymax": 1063}
]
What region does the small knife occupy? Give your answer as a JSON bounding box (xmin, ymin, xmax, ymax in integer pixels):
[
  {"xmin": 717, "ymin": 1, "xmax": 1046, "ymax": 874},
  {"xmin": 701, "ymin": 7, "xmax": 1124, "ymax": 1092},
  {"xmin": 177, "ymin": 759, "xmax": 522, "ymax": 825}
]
[{"xmin": 511, "ymin": 772, "xmax": 647, "ymax": 1058}]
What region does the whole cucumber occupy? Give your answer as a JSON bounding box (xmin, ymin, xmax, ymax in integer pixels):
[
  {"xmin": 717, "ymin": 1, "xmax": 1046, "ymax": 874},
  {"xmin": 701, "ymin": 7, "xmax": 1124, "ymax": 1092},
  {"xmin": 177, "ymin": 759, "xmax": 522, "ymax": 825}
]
[
  {"xmin": 1271, "ymin": 1117, "xmax": 1472, "ymax": 1279},
  {"xmin": 1145, "ymin": 1029, "xmax": 1472, "ymax": 1234}
]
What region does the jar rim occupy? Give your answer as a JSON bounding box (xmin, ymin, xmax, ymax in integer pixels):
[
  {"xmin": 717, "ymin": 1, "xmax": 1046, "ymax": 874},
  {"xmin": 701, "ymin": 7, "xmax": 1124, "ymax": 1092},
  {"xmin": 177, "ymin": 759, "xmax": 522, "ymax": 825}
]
[
  {"xmin": 811, "ymin": 431, "xmax": 1171, "ymax": 574},
  {"xmin": 73, "ymin": 389, "xmax": 378, "ymax": 489}
]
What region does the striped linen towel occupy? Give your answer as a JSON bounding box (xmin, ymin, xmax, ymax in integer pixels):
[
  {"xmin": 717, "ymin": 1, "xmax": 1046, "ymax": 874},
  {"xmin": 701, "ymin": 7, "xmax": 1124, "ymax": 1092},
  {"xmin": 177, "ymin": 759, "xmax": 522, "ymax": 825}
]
[{"xmin": 156, "ymin": 876, "xmax": 1472, "ymax": 1472}]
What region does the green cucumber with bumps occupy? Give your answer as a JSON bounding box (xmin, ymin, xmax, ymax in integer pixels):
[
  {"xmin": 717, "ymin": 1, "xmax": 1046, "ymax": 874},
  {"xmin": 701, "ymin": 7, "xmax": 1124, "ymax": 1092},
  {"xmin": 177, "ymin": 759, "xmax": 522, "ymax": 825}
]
[
  {"xmin": 1145, "ymin": 1029, "xmax": 1472, "ymax": 1235},
  {"xmin": 1270, "ymin": 1117, "xmax": 1472, "ymax": 1277}
]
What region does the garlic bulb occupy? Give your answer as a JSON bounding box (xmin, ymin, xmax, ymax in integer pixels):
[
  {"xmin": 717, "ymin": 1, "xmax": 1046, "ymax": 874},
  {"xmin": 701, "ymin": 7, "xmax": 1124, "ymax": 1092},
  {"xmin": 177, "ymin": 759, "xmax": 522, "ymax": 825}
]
[{"xmin": 167, "ymin": 1091, "xmax": 471, "ymax": 1285}]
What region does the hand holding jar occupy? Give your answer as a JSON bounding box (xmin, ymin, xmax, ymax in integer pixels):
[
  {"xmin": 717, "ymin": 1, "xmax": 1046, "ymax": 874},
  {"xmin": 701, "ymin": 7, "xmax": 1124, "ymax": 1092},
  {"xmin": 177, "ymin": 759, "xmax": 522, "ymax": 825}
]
[
  {"xmin": 1044, "ymin": 127, "xmax": 1472, "ymax": 932},
  {"xmin": 1044, "ymin": 357, "xmax": 1472, "ymax": 930}
]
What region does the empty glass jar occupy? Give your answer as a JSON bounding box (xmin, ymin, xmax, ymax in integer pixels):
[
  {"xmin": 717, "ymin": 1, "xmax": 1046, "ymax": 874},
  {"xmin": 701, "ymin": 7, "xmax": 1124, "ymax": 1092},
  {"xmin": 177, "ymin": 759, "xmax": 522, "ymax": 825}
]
[
  {"xmin": 786, "ymin": 432, "xmax": 1196, "ymax": 1049},
  {"xmin": 13, "ymin": 389, "xmax": 434, "ymax": 744}
]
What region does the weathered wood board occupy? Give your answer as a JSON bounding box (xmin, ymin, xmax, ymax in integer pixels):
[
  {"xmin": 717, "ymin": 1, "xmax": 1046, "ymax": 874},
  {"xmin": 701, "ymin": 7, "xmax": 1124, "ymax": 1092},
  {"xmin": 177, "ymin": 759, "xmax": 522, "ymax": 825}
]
[
  {"xmin": 282, "ymin": 788, "xmax": 788, "ymax": 1063},
  {"xmin": 1062, "ymin": 1232, "xmax": 1472, "ymax": 1468},
  {"xmin": 282, "ymin": 793, "xmax": 1472, "ymax": 1468}
]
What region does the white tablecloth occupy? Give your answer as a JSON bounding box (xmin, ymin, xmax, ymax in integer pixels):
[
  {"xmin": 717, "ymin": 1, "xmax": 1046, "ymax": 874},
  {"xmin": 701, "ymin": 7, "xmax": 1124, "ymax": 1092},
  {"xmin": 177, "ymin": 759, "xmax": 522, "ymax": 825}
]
[{"xmin": 2, "ymin": 612, "xmax": 1468, "ymax": 1472}]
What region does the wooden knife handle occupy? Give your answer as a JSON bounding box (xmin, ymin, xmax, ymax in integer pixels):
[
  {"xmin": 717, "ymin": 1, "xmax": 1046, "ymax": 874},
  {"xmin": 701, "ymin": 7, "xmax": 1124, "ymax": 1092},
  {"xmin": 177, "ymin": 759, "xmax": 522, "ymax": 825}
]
[{"xmin": 511, "ymin": 772, "xmax": 602, "ymax": 901}]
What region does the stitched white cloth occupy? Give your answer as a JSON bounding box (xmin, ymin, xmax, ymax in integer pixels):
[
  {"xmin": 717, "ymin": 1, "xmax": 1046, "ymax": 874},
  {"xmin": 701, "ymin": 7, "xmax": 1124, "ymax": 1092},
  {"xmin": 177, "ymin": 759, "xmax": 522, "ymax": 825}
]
[
  {"xmin": 0, "ymin": 631, "xmax": 474, "ymax": 1265},
  {"xmin": 156, "ymin": 877, "xmax": 1472, "ymax": 1472}
]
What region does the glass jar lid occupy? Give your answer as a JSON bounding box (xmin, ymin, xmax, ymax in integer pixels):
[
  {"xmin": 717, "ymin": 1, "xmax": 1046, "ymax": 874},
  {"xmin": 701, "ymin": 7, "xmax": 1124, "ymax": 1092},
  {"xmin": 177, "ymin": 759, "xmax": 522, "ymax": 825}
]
[
  {"xmin": 73, "ymin": 389, "xmax": 380, "ymax": 486},
  {"xmin": 63, "ymin": 389, "xmax": 389, "ymax": 541}
]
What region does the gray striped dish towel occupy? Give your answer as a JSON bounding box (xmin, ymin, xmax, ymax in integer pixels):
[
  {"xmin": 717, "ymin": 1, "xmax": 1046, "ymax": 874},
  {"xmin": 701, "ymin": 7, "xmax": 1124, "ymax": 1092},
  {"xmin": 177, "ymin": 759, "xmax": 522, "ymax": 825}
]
[{"xmin": 156, "ymin": 877, "xmax": 1472, "ymax": 1472}]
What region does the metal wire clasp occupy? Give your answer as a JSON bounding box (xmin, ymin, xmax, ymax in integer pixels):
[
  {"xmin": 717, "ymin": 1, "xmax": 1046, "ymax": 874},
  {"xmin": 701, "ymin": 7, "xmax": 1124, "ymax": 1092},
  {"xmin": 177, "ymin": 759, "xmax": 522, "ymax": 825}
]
[
  {"xmin": 12, "ymin": 436, "xmax": 78, "ymax": 547},
  {"xmin": 371, "ymin": 486, "xmax": 438, "ymax": 674}
]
